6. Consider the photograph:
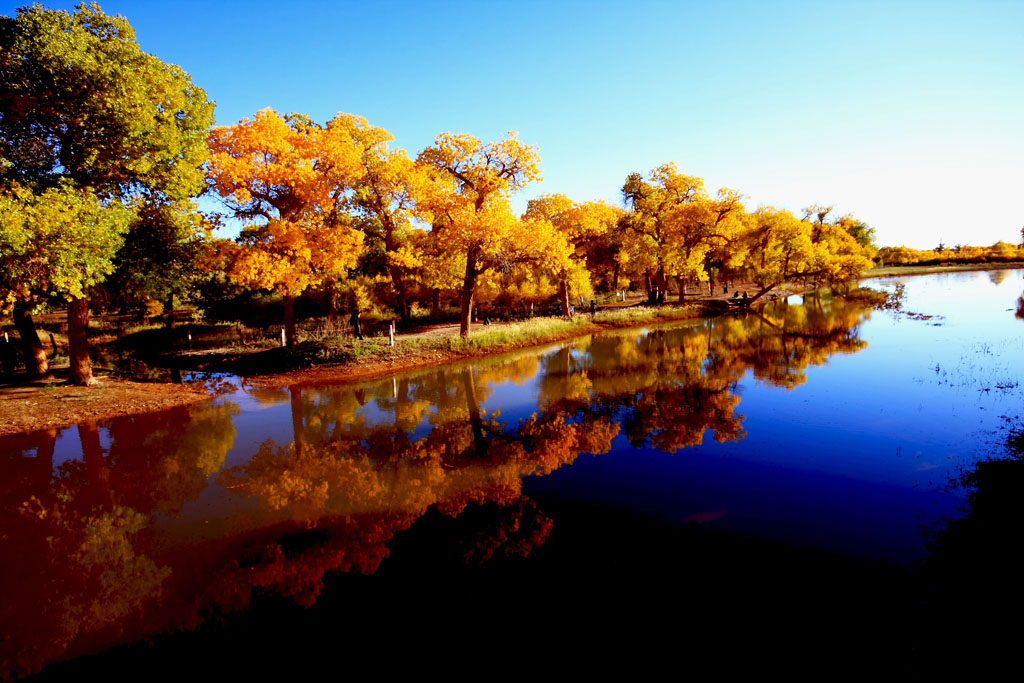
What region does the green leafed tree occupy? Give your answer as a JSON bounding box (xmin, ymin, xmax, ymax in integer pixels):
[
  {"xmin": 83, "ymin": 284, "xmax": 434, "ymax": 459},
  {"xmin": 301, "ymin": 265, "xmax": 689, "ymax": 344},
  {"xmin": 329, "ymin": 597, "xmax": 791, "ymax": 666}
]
[
  {"xmin": 106, "ymin": 198, "xmax": 212, "ymax": 327},
  {"xmin": 0, "ymin": 2, "xmax": 214, "ymax": 383},
  {"xmin": 0, "ymin": 182, "xmax": 132, "ymax": 377},
  {"xmin": 835, "ymin": 215, "xmax": 878, "ymax": 252}
]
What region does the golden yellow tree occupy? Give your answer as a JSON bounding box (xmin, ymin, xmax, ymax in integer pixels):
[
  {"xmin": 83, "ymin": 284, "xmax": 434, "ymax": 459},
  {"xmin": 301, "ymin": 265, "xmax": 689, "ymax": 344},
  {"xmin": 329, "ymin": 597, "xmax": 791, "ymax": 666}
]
[
  {"xmin": 328, "ymin": 113, "xmax": 434, "ymax": 322},
  {"xmin": 736, "ymin": 207, "xmax": 816, "ymax": 303},
  {"xmin": 619, "ymin": 164, "xmax": 750, "ymax": 300},
  {"xmin": 417, "ymin": 132, "xmax": 549, "ymax": 336},
  {"xmin": 524, "ymin": 194, "xmax": 619, "ymax": 317},
  {"xmin": 736, "ymin": 206, "xmax": 872, "ymax": 304},
  {"xmin": 803, "ymin": 206, "xmax": 877, "ymax": 282},
  {"xmin": 619, "ymin": 163, "xmax": 706, "ymax": 298},
  {"xmin": 403, "ymin": 227, "xmax": 463, "ymax": 316},
  {"xmin": 662, "ymin": 188, "xmax": 746, "ymax": 298},
  {"xmin": 206, "ymin": 109, "xmax": 364, "ymax": 346}
]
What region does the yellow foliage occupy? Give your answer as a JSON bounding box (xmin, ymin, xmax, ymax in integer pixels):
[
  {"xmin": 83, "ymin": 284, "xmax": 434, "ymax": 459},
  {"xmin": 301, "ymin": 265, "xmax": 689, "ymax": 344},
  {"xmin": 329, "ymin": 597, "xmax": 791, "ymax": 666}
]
[
  {"xmin": 206, "ymin": 109, "xmax": 365, "ymax": 296},
  {"xmin": 417, "ymin": 132, "xmax": 552, "ymax": 333}
]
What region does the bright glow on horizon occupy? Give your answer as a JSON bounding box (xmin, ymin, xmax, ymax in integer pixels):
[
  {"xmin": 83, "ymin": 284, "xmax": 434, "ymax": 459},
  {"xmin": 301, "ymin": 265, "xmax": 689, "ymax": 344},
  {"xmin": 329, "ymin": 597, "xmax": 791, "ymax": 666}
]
[{"xmin": 5, "ymin": 0, "xmax": 1021, "ymax": 249}]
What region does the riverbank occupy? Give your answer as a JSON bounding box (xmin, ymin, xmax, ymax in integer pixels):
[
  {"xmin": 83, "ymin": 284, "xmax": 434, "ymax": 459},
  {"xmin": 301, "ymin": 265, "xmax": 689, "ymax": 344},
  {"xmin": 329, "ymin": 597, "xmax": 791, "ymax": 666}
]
[
  {"xmin": 190, "ymin": 301, "xmax": 715, "ymax": 389},
  {"xmin": 0, "ymin": 286, "xmax": 804, "ymax": 436}
]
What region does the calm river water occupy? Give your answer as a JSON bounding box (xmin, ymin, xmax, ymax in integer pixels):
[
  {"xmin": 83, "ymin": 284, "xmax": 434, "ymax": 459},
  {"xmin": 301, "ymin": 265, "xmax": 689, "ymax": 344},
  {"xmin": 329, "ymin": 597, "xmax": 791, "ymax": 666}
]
[{"xmin": 3, "ymin": 269, "xmax": 1023, "ymax": 677}]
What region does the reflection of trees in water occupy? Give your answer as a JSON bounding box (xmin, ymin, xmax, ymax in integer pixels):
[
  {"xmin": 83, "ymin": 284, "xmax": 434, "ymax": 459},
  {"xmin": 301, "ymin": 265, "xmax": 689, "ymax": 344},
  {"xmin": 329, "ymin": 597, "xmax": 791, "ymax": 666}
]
[
  {"xmin": 0, "ymin": 399, "xmax": 238, "ymax": 679},
  {"xmin": 221, "ymin": 294, "xmax": 872, "ymax": 536},
  {"xmin": 1016, "ymin": 289, "xmax": 1024, "ymax": 319},
  {"xmin": 987, "ymin": 269, "xmax": 1011, "ymax": 286},
  {"xmin": 0, "ymin": 292, "xmax": 875, "ymax": 677},
  {"xmin": 455, "ymin": 498, "xmax": 554, "ymax": 565},
  {"xmin": 189, "ymin": 366, "xmax": 620, "ymax": 650},
  {"xmin": 536, "ymin": 293, "xmax": 872, "ymax": 453},
  {"xmin": 0, "ymin": 364, "xmax": 618, "ymax": 675},
  {"xmin": 217, "ymin": 368, "xmax": 620, "ymax": 521}
]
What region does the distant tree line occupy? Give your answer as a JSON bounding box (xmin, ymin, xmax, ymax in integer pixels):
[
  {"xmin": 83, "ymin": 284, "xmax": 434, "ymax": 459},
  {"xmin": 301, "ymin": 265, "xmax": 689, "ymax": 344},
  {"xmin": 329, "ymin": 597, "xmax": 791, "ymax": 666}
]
[{"xmin": 876, "ymin": 241, "xmax": 1024, "ymax": 267}]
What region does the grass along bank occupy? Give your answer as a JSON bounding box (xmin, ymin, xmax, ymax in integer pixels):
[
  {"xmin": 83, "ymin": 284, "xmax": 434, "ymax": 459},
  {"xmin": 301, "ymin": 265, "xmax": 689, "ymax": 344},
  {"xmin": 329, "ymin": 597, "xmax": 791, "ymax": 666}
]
[
  {"xmin": 168, "ymin": 302, "xmax": 715, "ymax": 386},
  {"xmin": 103, "ymin": 279, "xmax": 814, "ymax": 386}
]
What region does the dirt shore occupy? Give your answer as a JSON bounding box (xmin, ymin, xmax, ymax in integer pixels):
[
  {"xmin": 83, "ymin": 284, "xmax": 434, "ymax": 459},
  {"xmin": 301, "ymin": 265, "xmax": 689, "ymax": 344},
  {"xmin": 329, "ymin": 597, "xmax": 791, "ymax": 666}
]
[{"xmin": 0, "ymin": 372, "xmax": 210, "ymax": 437}]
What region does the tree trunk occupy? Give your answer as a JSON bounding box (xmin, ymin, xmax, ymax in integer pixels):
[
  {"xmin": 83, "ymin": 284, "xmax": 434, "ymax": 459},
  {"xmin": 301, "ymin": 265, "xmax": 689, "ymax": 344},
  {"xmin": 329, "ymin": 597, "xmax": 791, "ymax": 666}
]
[
  {"xmin": 746, "ymin": 282, "xmax": 780, "ymax": 306},
  {"xmin": 290, "ymin": 386, "xmax": 304, "ymax": 455},
  {"xmin": 325, "ymin": 280, "xmax": 338, "ymax": 327},
  {"xmin": 13, "ymin": 301, "xmax": 48, "ymax": 377},
  {"xmin": 677, "ymin": 277, "xmax": 686, "ymax": 303},
  {"xmin": 36, "ymin": 428, "xmax": 57, "ymax": 483},
  {"xmin": 67, "ymin": 298, "xmax": 93, "ymax": 386},
  {"xmin": 390, "ymin": 377, "xmax": 413, "ymax": 451},
  {"xmin": 79, "ymin": 420, "xmax": 112, "ymax": 508},
  {"xmin": 612, "ymin": 262, "xmax": 620, "ymax": 294},
  {"xmin": 462, "ymin": 369, "xmax": 487, "ymax": 457},
  {"xmin": 283, "ymin": 294, "xmax": 297, "ymax": 348},
  {"xmin": 389, "ymin": 267, "xmax": 410, "ymax": 323},
  {"xmin": 459, "ymin": 255, "xmax": 478, "ymax": 338},
  {"xmin": 431, "ymin": 289, "xmax": 441, "ymax": 318},
  {"xmin": 559, "ymin": 278, "xmax": 572, "ymax": 320},
  {"xmin": 165, "ymin": 291, "xmax": 175, "ymax": 329}
]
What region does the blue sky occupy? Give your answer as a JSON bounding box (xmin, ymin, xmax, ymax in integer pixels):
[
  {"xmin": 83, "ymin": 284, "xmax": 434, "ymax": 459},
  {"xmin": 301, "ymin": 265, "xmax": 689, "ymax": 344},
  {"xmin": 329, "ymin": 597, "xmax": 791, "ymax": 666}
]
[{"xmin": 5, "ymin": 0, "xmax": 1022, "ymax": 248}]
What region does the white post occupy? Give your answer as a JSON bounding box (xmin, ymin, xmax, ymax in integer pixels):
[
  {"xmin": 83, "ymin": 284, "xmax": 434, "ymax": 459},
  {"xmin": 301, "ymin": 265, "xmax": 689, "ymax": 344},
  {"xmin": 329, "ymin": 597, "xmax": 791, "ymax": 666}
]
[
  {"xmin": 3, "ymin": 331, "xmax": 7, "ymax": 343},
  {"xmin": 388, "ymin": 322, "xmax": 394, "ymax": 346},
  {"xmin": 280, "ymin": 328, "xmax": 285, "ymax": 346}
]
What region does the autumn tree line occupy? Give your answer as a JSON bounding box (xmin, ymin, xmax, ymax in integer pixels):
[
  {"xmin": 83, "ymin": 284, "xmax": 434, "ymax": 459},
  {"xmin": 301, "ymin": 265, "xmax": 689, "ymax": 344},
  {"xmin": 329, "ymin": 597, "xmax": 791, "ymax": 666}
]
[
  {"xmin": 2, "ymin": 3, "xmax": 887, "ymax": 386},
  {"xmin": 876, "ymin": 239, "xmax": 1024, "ymax": 267}
]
